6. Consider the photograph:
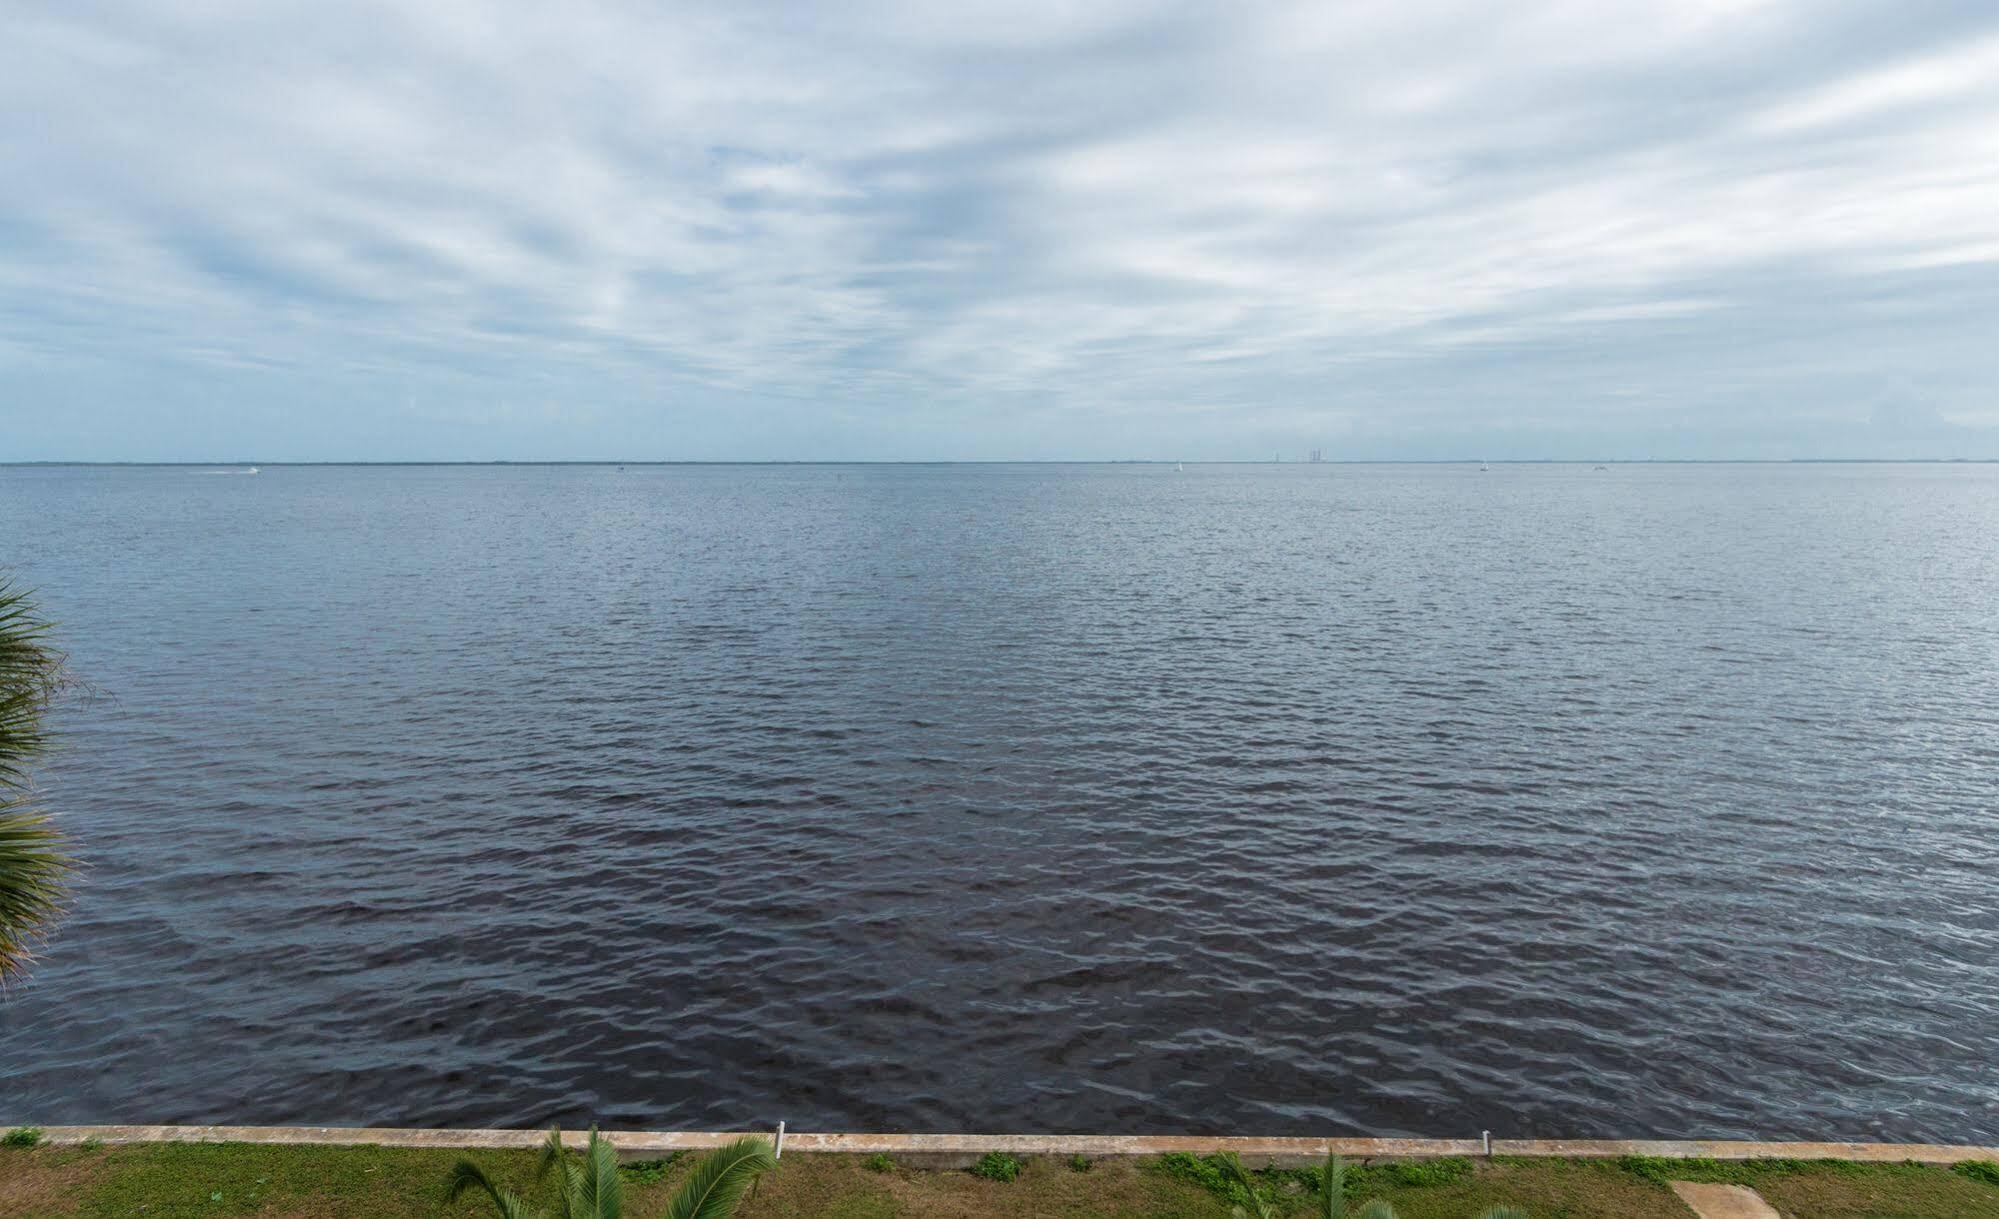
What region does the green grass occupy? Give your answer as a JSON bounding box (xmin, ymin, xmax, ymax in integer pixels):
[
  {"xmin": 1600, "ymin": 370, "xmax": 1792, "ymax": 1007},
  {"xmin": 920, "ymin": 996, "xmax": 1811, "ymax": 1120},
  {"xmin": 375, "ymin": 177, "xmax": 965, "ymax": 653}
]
[
  {"xmin": 862, "ymin": 1152, "xmax": 895, "ymax": 1173},
  {"xmin": 1615, "ymin": 1154, "xmax": 1871, "ymax": 1185},
  {"xmin": 1747, "ymin": 1159, "xmax": 1999, "ymax": 1219},
  {"xmin": 3, "ymin": 1126, "xmax": 45, "ymax": 1148},
  {"xmin": 0, "ymin": 1141, "xmax": 493, "ymax": 1218},
  {"xmin": 1354, "ymin": 1156, "xmax": 1477, "ymax": 1193},
  {"xmin": 1159, "ymin": 1150, "xmax": 1476, "ymax": 1210},
  {"xmin": 0, "ymin": 1143, "xmax": 1993, "ymax": 1219}
]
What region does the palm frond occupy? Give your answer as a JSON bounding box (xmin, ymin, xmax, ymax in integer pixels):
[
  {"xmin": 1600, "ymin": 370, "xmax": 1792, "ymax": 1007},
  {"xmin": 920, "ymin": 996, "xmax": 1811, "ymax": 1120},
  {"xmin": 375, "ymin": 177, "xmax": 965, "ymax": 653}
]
[
  {"xmin": 1216, "ymin": 1153, "xmax": 1275, "ymax": 1219},
  {"xmin": 0, "ymin": 580, "xmax": 70, "ymax": 982},
  {"xmin": 444, "ymin": 1158, "xmax": 545, "ymax": 1219},
  {"xmin": 1354, "ymin": 1200, "xmax": 1400, "ymax": 1219},
  {"xmin": 531, "ymin": 1126, "xmax": 587, "ymax": 1219},
  {"xmin": 662, "ymin": 1137, "xmax": 778, "ymax": 1219},
  {"xmin": 535, "ymin": 1127, "xmax": 569, "ymax": 1183},
  {"xmin": 1322, "ymin": 1153, "xmax": 1348, "ymax": 1219},
  {"xmin": 561, "ymin": 1150, "xmax": 591, "ymax": 1219},
  {"xmin": 0, "ymin": 581, "xmax": 66, "ymax": 793},
  {"xmin": 576, "ymin": 1127, "xmax": 622, "ymax": 1219},
  {"xmin": 0, "ymin": 800, "xmax": 69, "ymax": 980}
]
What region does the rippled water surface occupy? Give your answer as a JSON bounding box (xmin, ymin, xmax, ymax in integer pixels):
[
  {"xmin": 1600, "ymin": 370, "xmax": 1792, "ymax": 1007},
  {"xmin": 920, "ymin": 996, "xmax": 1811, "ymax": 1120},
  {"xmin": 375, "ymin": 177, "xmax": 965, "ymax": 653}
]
[{"xmin": 3, "ymin": 462, "xmax": 1997, "ymax": 1141}]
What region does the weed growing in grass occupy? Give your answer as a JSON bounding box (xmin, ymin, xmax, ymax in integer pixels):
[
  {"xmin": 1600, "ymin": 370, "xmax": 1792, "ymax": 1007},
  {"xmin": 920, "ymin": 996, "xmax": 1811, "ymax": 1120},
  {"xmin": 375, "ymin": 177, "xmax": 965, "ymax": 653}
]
[
  {"xmin": 864, "ymin": 1153, "xmax": 896, "ymax": 1174},
  {"xmin": 2, "ymin": 1126, "xmax": 43, "ymax": 1148},
  {"xmin": 1159, "ymin": 1152, "xmax": 1235, "ymax": 1197},
  {"xmin": 970, "ymin": 1151, "xmax": 1021, "ymax": 1182},
  {"xmin": 1954, "ymin": 1160, "xmax": 1999, "ymax": 1187},
  {"xmin": 1069, "ymin": 1153, "xmax": 1093, "ymax": 1173},
  {"xmin": 617, "ymin": 1152, "xmax": 685, "ymax": 1185}
]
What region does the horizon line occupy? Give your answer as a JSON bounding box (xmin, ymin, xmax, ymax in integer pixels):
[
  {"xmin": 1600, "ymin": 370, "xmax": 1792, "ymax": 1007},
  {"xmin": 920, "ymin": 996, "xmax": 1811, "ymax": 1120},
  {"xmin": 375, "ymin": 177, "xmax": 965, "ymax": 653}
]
[{"xmin": 5, "ymin": 457, "xmax": 1999, "ymax": 468}]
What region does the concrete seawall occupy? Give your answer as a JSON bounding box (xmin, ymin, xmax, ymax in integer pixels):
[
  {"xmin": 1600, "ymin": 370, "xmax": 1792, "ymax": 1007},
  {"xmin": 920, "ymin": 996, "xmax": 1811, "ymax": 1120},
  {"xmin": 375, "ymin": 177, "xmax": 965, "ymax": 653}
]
[{"xmin": 25, "ymin": 1126, "xmax": 1999, "ymax": 1168}]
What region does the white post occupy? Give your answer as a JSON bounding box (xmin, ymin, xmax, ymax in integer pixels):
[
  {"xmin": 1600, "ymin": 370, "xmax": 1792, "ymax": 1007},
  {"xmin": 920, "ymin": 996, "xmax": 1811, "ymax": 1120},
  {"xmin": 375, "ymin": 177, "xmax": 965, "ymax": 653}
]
[
  {"xmin": 774, "ymin": 1120, "xmax": 785, "ymax": 1160},
  {"xmin": 1482, "ymin": 1130, "xmax": 1491, "ymax": 1156}
]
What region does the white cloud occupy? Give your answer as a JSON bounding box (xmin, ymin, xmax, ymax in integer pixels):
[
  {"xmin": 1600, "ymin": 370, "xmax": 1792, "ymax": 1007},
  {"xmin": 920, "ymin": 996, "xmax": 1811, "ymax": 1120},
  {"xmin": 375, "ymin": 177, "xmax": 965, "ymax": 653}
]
[
  {"xmin": 1750, "ymin": 32, "xmax": 1999, "ymax": 134},
  {"xmin": 1, "ymin": 0, "xmax": 1996, "ymax": 458}
]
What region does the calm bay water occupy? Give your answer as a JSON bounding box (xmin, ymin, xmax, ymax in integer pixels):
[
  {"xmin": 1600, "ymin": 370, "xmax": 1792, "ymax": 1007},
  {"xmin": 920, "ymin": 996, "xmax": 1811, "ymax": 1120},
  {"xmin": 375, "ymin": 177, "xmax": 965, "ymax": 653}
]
[{"xmin": 2, "ymin": 462, "xmax": 1996, "ymax": 1141}]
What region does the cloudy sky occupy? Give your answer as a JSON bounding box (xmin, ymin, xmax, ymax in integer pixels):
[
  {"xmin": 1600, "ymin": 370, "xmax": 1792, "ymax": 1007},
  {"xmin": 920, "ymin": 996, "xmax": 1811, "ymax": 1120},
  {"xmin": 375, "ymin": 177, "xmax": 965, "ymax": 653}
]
[{"xmin": 4, "ymin": 1, "xmax": 1997, "ymax": 461}]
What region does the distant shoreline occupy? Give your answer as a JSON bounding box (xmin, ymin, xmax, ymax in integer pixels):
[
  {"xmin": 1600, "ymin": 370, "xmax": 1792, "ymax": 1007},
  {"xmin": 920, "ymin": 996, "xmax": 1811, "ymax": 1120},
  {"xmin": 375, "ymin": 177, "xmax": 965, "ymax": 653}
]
[{"xmin": 5, "ymin": 458, "xmax": 1996, "ymax": 468}]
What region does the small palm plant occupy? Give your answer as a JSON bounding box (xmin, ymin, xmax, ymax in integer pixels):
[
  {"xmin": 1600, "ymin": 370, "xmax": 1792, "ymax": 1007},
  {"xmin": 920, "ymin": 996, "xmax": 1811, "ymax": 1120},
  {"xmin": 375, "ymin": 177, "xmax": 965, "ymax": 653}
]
[
  {"xmin": 1218, "ymin": 1153, "xmax": 1526, "ymax": 1219},
  {"xmin": 0, "ymin": 580, "xmax": 70, "ymax": 983},
  {"xmin": 446, "ymin": 1127, "xmax": 776, "ymax": 1219}
]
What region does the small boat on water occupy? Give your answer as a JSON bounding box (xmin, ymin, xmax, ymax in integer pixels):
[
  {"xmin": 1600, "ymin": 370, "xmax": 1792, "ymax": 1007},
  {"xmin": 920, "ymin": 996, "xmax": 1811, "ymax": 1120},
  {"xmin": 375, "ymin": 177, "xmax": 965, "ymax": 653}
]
[{"xmin": 1479, "ymin": 459, "xmax": 1489, "ymax": 472}]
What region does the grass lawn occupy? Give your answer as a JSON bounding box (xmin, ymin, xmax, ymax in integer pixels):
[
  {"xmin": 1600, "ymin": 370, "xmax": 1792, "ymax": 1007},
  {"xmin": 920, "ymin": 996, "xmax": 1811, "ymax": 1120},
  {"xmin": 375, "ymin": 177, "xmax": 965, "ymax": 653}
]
[{"xmin": 3, "ymin": 1140, "xmax": 1996, "ymax": 1218}]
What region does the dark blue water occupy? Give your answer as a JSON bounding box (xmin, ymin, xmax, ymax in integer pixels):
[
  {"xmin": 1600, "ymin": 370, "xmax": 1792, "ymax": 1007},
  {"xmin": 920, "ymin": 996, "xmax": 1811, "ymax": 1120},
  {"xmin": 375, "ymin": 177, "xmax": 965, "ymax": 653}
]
[{"xmin": 2, "ymin": 462, "xmax": 1996, "ymax": 1142}]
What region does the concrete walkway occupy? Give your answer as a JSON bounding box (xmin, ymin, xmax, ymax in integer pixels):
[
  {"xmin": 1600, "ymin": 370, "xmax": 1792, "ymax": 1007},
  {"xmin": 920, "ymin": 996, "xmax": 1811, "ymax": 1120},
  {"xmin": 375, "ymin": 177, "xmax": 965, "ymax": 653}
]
[{"xmin": 1670, "ymin": 1182, "xmax": 1780, "ymax": 1219}]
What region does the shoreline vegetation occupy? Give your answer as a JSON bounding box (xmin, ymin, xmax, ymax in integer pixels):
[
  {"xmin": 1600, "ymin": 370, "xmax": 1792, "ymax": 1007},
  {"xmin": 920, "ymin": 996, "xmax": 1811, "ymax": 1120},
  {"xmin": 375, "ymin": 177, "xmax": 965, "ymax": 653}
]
[{"xmin": 5, "ymin": 1132, "xmax": 1999, "ymax": 1218}]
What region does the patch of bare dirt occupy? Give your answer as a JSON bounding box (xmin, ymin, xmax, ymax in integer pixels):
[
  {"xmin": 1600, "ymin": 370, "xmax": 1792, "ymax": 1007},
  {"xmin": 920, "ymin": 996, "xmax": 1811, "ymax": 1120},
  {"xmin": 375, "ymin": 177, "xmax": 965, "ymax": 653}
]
[{"xmin": 0, "ymin": 1149, "xmax": 102, "ymax": 1219}]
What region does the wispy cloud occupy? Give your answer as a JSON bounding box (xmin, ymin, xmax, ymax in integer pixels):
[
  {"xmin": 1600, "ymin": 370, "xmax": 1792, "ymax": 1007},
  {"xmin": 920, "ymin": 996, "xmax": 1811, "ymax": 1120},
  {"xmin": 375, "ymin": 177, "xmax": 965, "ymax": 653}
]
[{"xmin": 2, "ymin": 0, "xmax": 1996, "ymax": 458}]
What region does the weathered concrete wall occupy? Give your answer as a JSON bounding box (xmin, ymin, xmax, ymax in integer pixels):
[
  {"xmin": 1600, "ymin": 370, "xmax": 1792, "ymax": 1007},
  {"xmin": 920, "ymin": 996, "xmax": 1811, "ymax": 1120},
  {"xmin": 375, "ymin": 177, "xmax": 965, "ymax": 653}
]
[{"xmin": 25, "ymin": 1125, "xmax": 1999, "ymax": 1168}]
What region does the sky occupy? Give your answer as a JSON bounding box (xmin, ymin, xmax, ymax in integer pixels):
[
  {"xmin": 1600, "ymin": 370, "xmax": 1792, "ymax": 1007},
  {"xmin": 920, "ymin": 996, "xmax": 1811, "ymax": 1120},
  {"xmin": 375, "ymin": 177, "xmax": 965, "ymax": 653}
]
[{"xmin": 3, "ymin": 1, "xmax": 1998, "ymax": 462}]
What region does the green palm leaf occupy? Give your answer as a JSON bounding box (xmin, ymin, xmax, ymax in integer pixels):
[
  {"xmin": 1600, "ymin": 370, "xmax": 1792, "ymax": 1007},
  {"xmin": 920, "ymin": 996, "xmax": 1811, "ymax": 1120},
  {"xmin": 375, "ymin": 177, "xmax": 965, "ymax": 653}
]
[
  {"xmin": 532, "ymin": 1128, "xmax": 575, "ymax": 1219},
  {"xmin": 576, "ymin": 1128, "xmax": 623, "ymax": 1219},
  {"xmin": 562, "ymin": 1153, "xmax": 588, "ymax": 1219},
  {"xmin": 532, "ymin": 1126, "xmax": 628, "ymax": 1219},
  {"xmin": 535, "ymin": 1127, "xmax": 569, "ymax": 1182},
  {"xmin": 445, "ymin": 1158, "xmax": 546, "ymax": 1219},
  {"xmin": 1354, "ymin": 1201, "xmax": 1399, "ymax": 1219},
  {"xmin": 662, "ymin": 1136, "xmax": 778, "ymax": 1219},
  {"xmin": 1322, "ymin": 1153, "xmax": 1348, "ymax": 1219},
  {"xmin": 0, "ymin": 580, "xmax": 69, "ymax": 981},
  {"xmin": 0, "ymin": 801, "xmax": 68, "ymax": 977},
  {"xmin": 1216, "ymin": 1153, "xmax": 1275, "ymax": 1219},
  {"xmin": 0, "ymin": 582, "xmax": 64, "ymax": 789}
]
